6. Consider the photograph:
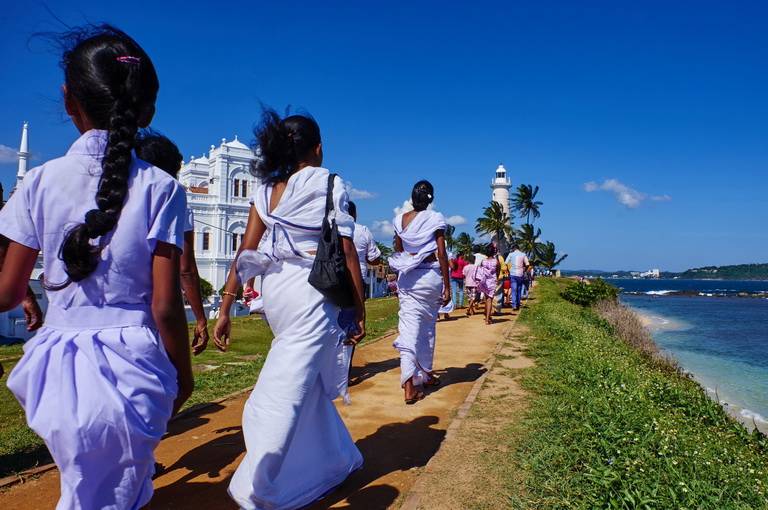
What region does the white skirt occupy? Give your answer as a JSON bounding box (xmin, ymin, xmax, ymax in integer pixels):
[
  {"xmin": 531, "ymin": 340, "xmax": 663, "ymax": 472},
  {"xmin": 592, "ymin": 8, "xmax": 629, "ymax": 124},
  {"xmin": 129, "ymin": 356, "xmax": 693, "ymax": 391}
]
[
  {"xmin": 228, "ymin": 259, "xmax": 362, "ymax": 510},
  {"xmin": 393, "ymin": 263, "xmax": 443, "ymax": 387}
]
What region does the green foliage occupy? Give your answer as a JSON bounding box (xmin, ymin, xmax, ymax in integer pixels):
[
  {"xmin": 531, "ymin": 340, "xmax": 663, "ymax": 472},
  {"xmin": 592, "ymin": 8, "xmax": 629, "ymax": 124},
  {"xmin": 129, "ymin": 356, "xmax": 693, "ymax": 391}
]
[
  {"xmin": 475, "ymin": 201, "xmax": 514, "ymax": 253},
  {"xmin": 199, "ymin": 277, "xmax": 214, "ymax": 300},
  {"xmin": 513, "ymin": 279, "xmax": 768, "ymax": 508},
  {"xmin": 536, "ymin": 240, "xmax": 568, "ymax": 270},
  {"xmin": 375, "ymin": 241, "xmax": 393, "ymax": 260},
  {"xmin": 444, "ymin": 224, "xmax": 457, "ymax": 251},
  {"xmin": 455, "ymin": 232, "xmax": 474, "ymax": 258},
  {"xmin": 562, "ymin": 278, "xmax": 619, "ymax": 306},
  {"xmin": 512, "ymin": 183, "xmax": 543, "ymax": 224},
  {"xmin": 516, "ymin": 223, "xmax": 543, "ymax": 259},
  {"xmin": 678, "ymin": 263, "xmax": 768, "ymax": 280}
]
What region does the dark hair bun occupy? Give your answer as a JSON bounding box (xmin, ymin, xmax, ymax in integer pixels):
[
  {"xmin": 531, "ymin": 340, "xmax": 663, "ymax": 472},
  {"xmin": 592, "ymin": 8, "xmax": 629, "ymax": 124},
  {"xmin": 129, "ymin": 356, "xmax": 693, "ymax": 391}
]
[
  {"xmin": 411, "ymin": 180, "xmax": 434, "ymax": 211},
  {"xmin": 252, "ymin": 109, "xmax": 321, "ymax": 184}
]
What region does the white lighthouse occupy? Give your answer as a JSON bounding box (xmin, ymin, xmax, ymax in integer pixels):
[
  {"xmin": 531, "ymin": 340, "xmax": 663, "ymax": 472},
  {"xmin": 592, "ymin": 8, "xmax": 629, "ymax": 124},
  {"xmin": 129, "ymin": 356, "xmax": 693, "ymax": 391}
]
[
  {"xmin": 491, "ymin": 163, "xmax": 511, "ymax": 218},
  {"xmin": 16, "ymin": 121, "xmax": 29, "ymax": 189}
]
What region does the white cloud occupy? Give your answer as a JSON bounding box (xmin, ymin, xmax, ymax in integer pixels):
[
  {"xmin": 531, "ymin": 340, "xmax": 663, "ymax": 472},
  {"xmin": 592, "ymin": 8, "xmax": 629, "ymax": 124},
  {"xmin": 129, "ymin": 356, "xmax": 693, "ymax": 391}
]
[
  {"xmin": 0, "ymin": 144, "xmax": 18, "ymax": 164},
  {"xmin": 344, "ymin": 181, "xmax": 376, "ymax": 200},
  {"xmin": 445, "ymin": 215, "xmax": 467, "ymax": 225},
  {"xmin": 372, "ymin": 219, "xmax": 395, "ymax": 237},
  {"xmin": 583, "ymin": 178, "xmax": 671, "ymax": 208}
]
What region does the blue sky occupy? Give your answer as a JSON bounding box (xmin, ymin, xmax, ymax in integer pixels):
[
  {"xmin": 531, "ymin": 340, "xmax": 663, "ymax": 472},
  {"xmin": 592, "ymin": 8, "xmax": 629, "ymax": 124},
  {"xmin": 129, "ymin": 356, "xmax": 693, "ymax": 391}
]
[{"xmin": 1, "ymin": 1, "xmax": 766, "ymax": 271}]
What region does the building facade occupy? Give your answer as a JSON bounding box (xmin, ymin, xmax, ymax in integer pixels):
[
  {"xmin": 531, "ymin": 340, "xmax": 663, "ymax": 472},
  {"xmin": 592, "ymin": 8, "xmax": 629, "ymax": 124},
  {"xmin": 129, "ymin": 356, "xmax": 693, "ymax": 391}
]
[{"xmin": 178, "ymin": 136, "xmax": 258, "ymax": 290}]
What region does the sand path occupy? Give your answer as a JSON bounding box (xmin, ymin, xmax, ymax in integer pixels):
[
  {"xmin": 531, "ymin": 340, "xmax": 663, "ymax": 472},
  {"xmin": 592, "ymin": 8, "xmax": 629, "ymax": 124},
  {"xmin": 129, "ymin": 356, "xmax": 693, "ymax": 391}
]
[{"xmin": 0, "ymin": 308, "xmax": 519, "ymax": 509}]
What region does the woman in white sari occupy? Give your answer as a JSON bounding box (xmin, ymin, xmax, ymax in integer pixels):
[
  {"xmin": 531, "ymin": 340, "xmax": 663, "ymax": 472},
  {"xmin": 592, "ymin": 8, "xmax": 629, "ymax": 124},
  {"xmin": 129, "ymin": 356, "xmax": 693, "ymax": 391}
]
[
  {"xmin": 213, "ymin": 111, "xmax": 366, "ymax": 510},
  {"xmin": 389, "ymin": 181, "xmax": 451, "ymax": 404}
]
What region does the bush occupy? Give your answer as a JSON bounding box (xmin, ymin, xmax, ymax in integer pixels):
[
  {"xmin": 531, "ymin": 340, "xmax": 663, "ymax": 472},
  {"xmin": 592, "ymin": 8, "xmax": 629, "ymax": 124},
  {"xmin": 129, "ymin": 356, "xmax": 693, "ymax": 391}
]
[
  {"xmin": 561, "ymin": 278, "xmax": 618, "ymax": 306},
  {"xmin": 199, "ymin": 278, "xmax": 214, "ymax": 300}
]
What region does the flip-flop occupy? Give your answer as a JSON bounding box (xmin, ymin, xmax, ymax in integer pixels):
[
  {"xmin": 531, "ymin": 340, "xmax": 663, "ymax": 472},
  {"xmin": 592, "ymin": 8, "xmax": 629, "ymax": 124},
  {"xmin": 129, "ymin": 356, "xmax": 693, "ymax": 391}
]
[{"xmin": 424, "ymin": 376, "xmax": 441, "ymax": 387}]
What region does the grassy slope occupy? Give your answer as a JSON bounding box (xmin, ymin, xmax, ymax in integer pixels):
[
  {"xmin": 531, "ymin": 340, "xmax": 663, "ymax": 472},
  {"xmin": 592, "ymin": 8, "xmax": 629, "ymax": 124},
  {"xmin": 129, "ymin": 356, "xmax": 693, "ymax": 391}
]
[
  {"xmin": 513, "ymin": 279, "xmax": 768, "ymax": 508},
  {"xmin": 0, "ymin": 297, "xmax": 399, "ymax": 477}
]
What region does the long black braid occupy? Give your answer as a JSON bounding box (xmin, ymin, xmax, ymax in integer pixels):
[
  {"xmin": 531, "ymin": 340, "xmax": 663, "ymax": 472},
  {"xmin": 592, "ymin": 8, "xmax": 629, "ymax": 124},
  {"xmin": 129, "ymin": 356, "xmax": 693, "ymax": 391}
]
[{"xmin": 54, "ymin": 25, "xmax": 158, "ymax": 285}]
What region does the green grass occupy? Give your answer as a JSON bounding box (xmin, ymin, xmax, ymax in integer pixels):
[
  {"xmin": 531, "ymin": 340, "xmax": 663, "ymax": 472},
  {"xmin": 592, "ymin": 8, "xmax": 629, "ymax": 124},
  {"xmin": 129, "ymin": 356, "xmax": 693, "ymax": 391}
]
[
  {"xmin": 510, "ymin": 279, "xmax": 768, "ymax": 509},
  {"xmin": 0, "ymin": 297, "xmax": 399, "ymax": 477}
]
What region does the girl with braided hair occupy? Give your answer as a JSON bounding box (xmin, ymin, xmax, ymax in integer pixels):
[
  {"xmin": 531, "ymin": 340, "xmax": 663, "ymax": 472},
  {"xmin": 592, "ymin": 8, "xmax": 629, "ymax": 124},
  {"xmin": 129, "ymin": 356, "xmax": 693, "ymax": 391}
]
[{"xmin": 0, "ymin": 25, "xmax": 192, "ymax": 509}]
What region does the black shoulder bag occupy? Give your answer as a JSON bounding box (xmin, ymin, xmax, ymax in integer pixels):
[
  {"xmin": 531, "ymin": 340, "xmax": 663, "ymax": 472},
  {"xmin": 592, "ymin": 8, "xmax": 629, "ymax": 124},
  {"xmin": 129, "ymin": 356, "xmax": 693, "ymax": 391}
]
[{"xmin": 308, "ymin": 173, "xmax": 356, "ymax": 308}]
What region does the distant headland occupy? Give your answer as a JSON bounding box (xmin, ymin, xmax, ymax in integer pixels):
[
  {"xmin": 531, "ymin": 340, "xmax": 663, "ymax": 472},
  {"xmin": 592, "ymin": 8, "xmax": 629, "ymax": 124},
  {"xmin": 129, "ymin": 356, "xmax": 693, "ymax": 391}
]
[{"xmin": 563, "ymin": 263, "xmax": 768, "ymax": 281}]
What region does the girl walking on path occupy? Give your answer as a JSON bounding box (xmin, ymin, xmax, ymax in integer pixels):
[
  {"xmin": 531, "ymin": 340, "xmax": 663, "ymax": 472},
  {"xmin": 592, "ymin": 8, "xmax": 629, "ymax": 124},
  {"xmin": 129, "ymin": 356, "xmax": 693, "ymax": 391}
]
[
  {"xmin": 389, "ymin": 180, "xmax": 451, "ymax": 404},
  {"xmin": 476, "ymin": 244, "xmax": 500, "ymax": 325},
  {"xmin": 135, "ymin": 131, "xmax": 210, "ymax": 354},
  {"xmin": 214, "ymin": 110, "xmax": 366, "ymax": 510},
  {"xmin": 0, "ymin": 26, "xmax": 193, "ymax": 509}
]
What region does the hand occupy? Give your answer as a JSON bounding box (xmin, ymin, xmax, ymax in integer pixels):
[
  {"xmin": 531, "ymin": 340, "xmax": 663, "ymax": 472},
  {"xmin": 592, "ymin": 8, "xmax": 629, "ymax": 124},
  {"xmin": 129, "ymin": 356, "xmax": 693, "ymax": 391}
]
[
  {"xmin": 442, "ymin": 287, "xmax": 451, "ymax": 306},
  {"xmin": 172, "ymin": 373, "xmax": 194, "ymax": 415},
  {"xmin": 213, "ymin": 314, "xmax": 231, "ymax": 352},
  {"xmin": 191, "ymin": 319, "xmax": 210, "ymax": 355},
  {"xmin": 22, "ymin": 296, "xmax": 43, "ymax": 332},
  {"xmin": 345, "ymin": 317, "xmax": 366, "ymax": 345}
]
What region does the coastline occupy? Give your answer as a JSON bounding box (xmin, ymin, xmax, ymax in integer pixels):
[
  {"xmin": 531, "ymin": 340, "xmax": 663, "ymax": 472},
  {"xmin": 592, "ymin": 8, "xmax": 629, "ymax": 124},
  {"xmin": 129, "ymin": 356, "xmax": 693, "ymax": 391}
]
[{"xmin": 627, "ymin": 305, "xmax": 768, "ymax": 435}]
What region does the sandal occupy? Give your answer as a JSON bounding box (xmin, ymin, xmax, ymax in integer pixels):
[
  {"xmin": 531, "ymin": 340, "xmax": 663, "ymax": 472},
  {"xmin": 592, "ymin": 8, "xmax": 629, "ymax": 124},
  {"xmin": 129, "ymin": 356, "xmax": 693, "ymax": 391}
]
[
  {"xmin": 424, "ymin": 375, "xmax": 441, "ymax": 387},
  {"xmin": 405, "ymin": 390, "xmax": 425, "ymax": 405}
]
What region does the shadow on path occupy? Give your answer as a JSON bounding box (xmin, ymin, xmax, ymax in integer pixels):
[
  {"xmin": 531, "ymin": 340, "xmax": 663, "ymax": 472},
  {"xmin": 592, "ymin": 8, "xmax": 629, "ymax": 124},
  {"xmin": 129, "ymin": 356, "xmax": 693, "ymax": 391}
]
[
  {"xmin": 349, "ymin": 357, "xmax": 399, "ymax": 387},
  {"xmin": 309, "ymin": 415, "xmax": 446, "ymax": 509}
]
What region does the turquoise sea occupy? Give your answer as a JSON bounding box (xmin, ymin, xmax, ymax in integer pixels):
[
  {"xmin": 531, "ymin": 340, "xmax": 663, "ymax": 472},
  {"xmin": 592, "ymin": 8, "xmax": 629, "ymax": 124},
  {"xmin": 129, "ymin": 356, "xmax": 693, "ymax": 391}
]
[{"xmin": 612, "ymin": 279, "xmax": 768, "ymax": 430}]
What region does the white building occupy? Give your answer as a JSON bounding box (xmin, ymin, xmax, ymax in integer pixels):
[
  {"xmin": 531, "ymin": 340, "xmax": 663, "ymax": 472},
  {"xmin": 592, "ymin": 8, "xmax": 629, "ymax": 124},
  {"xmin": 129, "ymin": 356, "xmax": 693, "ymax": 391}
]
[
  {"xmin": 491, "ymin": 163, "xmax": 511, "ymax": 218},
  {"xmin": 178, "ymin": 136, "xmax": 258, "ymax": 290}
]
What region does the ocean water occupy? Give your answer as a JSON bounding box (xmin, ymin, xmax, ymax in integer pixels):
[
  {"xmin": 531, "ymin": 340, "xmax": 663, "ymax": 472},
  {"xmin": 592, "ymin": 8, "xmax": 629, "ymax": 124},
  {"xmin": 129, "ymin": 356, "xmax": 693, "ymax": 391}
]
[{"xmin": 615, "ymin": 279, "xmax": 768, "ymax": 429}]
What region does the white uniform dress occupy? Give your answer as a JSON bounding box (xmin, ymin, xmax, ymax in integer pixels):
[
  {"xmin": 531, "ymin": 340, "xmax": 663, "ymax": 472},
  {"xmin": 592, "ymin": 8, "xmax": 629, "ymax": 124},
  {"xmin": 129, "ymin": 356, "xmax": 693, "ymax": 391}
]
[
  {"xmin": 0, "ymin": 130, "xmax": 187, "ymax": 510},
  {"xmin": 230, "ymin": 166, "xmax": 363, "ymax": 510},
  {"xmin": 352, "ymin": 223, "xmax": 381, "ymax": 284},
  {"xmin": 388, "ymin": 210, "xmax": 447, "ymax": 387}
]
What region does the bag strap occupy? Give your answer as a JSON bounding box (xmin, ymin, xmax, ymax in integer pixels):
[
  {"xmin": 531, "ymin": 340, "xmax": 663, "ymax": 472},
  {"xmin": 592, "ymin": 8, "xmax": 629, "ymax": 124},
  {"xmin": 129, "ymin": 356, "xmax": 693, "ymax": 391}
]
[{"xmin": 324, "ymin": 173, "xmax": 337, "ymax": 219}]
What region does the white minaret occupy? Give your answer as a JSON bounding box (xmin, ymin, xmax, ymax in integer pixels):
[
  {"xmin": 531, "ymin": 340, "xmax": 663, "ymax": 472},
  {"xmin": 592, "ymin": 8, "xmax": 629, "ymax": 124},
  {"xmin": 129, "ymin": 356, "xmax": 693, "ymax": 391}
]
[
  {"xmin": 16, "ymin": 121, "xmax": 29, "ymax": 188},
  {"xmin": 490, "ymin": 163, "xmax": 511, "ymax": 218}
]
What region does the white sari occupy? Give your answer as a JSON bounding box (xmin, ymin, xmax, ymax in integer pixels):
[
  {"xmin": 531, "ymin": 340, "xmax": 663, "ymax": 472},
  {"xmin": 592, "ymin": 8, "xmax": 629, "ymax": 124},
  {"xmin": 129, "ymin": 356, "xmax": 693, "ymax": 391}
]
[
  {"xmin": 389, "ymin": 210, "xmax": 447, "ymax": 386},
  {"xmin": 230, "ymin": 166, "xmax": 362, "ymax": 510}
]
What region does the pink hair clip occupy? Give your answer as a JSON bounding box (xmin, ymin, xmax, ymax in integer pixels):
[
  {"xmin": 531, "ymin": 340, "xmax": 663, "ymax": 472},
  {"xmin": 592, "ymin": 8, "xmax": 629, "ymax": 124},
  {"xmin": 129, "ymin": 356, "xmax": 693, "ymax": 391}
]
[{"xmin": 115, "ymin": 56, "xmax": 141, "ymax": 64}]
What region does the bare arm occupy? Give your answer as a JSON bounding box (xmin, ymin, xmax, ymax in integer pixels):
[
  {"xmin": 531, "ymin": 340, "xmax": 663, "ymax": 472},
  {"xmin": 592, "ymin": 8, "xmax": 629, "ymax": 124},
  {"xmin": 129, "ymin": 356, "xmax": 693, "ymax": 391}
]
[
  {"xmin": 435, "ymin": 230, "xmax": 451, "ymax": 305},
  {"xmin": 152, "ymin": 241, "xmax": 193, "ymax": 415},
  {"xmin": 0, "ymin": 236, "xmax": 43, "ymax": 329},
  {"xmin": 0, "ymin": 238, "xmax": 39, "ymax": 312},
  {"xmin": 214, "ymin": 205, "xmax": 267, "ymax": 351},
  {"xmin": 342, "ymin": 236, "xmax": 366, "ymax": 344},
  {"xmin": 180, "ymin": 231, "xmax": 209, "ymax": 355},
  {"xmin": 394, "ymin": 234, "xmax": 404, "ymax": 253}
]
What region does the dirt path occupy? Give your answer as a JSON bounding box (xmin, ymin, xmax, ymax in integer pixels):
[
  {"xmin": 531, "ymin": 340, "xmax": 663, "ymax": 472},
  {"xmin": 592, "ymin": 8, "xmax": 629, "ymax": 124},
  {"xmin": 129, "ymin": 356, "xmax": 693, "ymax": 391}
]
[{"xmin": 0, "ymin": 308, "xmax": 520, "ymax": 509}]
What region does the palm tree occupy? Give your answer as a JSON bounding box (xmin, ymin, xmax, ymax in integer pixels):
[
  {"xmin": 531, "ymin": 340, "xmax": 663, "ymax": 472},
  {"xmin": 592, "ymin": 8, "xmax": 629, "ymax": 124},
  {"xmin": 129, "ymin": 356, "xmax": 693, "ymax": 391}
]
[
  {"xmin": 475, "ymin": 201, "xmax": 514, "ymax": 253},
  {"xmin": 512, "ymin": 184, "xmax": 543, "ymax": 225},
  {"xmin": 444, "ymin": 224, "xmax": 457, "ymax": 252},
  {"xmin": 536, "ymin": 241, "xmax": 568, "ymax": 270},
  {"xmin": 455, "ymin": 232, "xmax": 474, "ymax": 258},
  {"xmin": 376, "ymin": 241, "xmax": 393, "ymax": 261},
  {"xmin": 516, "ymin": 223, "xmax": 542, "ymax": 260}
]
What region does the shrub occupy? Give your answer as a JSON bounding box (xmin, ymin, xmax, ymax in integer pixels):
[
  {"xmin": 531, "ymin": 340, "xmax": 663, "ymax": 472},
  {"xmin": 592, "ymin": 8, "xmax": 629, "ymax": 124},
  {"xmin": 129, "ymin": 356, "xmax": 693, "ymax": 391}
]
[
  {"xmin": 199, "ymin": 278, "xmax": 214, "ymax": 300},
  {"xmin": 561, "ymin": 278, "xmax": 618, "ymax": 306}
]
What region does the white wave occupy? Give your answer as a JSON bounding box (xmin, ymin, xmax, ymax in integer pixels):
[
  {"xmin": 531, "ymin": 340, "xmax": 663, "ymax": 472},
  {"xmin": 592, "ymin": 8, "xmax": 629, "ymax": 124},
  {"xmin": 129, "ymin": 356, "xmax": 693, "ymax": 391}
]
[
  {"xmin": 645, "ymin": 290, "xmax": 675, "ymax": 295},
  {"xmin": 740, "ymin": 409, "xmax": 768, "ymax": 424}
]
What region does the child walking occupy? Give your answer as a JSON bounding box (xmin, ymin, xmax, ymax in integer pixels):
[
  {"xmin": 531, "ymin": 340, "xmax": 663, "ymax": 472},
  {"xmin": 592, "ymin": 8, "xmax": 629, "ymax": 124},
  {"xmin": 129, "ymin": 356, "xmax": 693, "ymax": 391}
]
[{"xmin": 0, "ymin": 26, "xmax": 193, "ymax": 509}]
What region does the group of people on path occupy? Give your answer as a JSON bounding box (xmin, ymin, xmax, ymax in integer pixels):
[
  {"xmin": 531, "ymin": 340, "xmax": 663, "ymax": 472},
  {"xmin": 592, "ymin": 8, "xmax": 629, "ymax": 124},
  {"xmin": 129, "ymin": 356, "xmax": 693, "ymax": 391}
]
[
  {"xmin": 0, "ymin": 25, "xmax": 463, "ymax": 510},
  {"xmin": 441, "ymin": 244, "xmax": 534, "ymax": 324}
]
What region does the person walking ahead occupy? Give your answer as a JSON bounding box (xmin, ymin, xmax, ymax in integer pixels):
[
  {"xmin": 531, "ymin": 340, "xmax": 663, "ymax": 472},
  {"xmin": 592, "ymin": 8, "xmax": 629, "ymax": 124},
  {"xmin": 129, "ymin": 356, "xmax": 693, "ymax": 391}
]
[
  {"xmin": 214, "ymin": 110, "xmax": 366, "ymax": 510},
  {"xmin": 505, "ymin": 243, "xmax": 530, "ymax": 310}
]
